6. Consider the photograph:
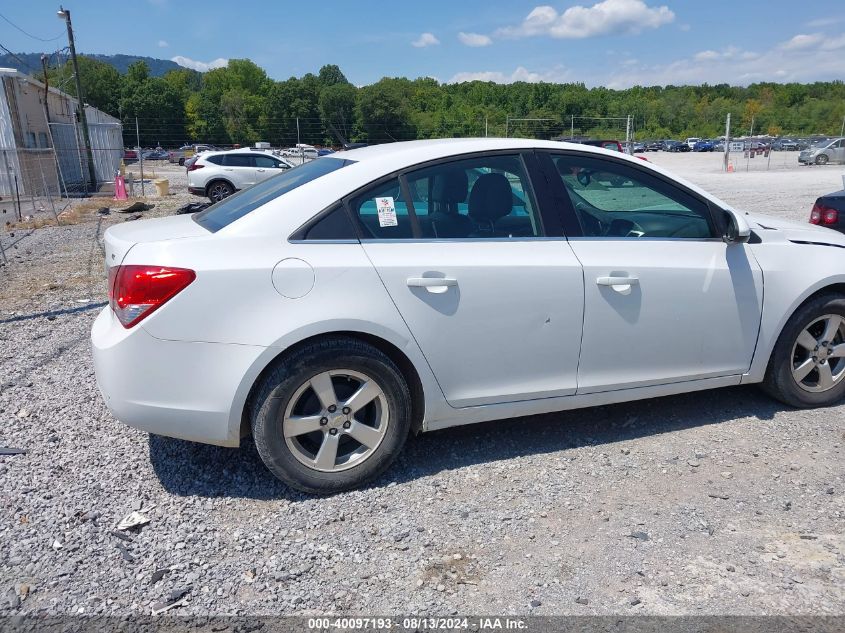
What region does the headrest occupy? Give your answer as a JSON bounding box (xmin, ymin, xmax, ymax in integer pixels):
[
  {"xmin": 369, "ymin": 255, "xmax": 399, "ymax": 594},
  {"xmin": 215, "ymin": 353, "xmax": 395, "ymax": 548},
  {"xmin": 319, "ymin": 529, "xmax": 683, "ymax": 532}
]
[
  {"xmin": 431, "ymin": 169, "xmax": 468, "ymax": 205},
  {"xmin": 468, "ymin": 173, "xmax": 512, "ymax": 223}
]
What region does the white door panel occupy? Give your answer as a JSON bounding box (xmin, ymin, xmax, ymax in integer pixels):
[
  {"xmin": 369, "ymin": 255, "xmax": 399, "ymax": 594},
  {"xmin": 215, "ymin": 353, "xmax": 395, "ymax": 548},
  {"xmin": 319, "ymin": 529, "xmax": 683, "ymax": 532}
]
[
  {"xmin": 569, "ymin": 239, "xmax": 763, "ymax": 393},
  {"xmin": 361, "ymin": 240, "xmax": 584, "ymax": 407}
]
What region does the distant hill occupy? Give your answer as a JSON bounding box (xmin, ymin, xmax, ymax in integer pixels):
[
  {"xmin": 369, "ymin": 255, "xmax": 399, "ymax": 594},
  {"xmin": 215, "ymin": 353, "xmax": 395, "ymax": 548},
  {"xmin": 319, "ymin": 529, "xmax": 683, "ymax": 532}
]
[{"xmin": 0, "ymin": 52, "xmax": 182, "ymax": 77}]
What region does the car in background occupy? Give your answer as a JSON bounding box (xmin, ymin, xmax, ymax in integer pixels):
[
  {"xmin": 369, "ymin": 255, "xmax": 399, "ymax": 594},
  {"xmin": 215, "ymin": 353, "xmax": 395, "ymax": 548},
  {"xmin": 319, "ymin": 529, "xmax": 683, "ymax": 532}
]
[
  {"xmin": 187, "ymin": 149, "xmax": 294, "ymax": 202},
  {"xmin": 693, "ymin": 139, "xmax": 716, "ymax": 152},
  {"xmin": 93, "ymin": 137, "xmax": 845, "ymax": 494},
  {"xmin": 664, "ymin": 140, "xmax": 691, "ymax": 152},
  {"xmin": 142, "ymin": 149, "xmax": 169, "ymax": 161},
  {"xmin": 685, "ymin": 137, "xmax": 700, "ymax": 149},
  {"xmin": 644, "ymin": 141, "xmax": 662, "ymax": 152},
  {"xmin": 123, "ymin": 149, "xmax": 138, "ymax": 164},
  {"xmin": 169, "ymin": 144, "xmax": 217, "ymax": 166},
  {"xmin": 317, "ymin": 148, "xmax": 335, "ymax": 156},
  {"xmin": 774, "ymin": 139, "xmax": 800, "ymax": 151},
  {"xmin": 633, "ymin": 142, "xmax": 646, "ymax": 153},
  {"xmin": 799, "ymin": 138, "xmax": 845, "ymax": 166},
  {"xmin": 809, "ymin": 188, "xmax": 845, "ymax": 233}
]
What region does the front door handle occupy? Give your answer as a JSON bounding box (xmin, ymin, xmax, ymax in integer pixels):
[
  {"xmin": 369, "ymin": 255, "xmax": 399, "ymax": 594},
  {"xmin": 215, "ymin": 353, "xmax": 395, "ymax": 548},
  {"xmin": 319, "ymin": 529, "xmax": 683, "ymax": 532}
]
[
  {"xmin": 407, "ymin": 277, "xmax": 457, "ymax": 294},
  {"xmin": 597, "ymin": 276, "xmax": 639, "ymax": 286}
]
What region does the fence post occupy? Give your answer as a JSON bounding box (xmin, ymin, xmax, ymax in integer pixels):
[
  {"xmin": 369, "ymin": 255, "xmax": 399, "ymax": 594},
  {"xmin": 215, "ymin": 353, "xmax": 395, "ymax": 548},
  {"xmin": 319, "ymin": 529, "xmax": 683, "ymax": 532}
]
[
  {"xmin": 136, "ymin": 117, "xmax": 145, "ymax": 197},
  {"xmin": 723, "ymin": 113, "xmax": 731, "ymax": 172}
]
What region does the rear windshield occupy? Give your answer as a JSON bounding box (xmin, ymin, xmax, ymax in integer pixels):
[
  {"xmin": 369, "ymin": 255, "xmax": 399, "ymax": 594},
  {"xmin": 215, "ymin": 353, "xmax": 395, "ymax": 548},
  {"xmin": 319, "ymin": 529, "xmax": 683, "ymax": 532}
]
[{"xmin": 194, "ymin": 157, "xmax": 354, "ymax": 232}]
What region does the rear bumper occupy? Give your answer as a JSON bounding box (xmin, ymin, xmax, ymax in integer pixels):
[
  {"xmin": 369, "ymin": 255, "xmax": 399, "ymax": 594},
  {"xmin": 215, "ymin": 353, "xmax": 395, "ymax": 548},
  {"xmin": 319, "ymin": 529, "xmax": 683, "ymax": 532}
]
[
  {"xmin": 91, "ymin": 307, "xmax": 266, "ymax": 446},
  {"xmin": 188, "ymin": 186, "xmax": 206, "ymax": 196}
]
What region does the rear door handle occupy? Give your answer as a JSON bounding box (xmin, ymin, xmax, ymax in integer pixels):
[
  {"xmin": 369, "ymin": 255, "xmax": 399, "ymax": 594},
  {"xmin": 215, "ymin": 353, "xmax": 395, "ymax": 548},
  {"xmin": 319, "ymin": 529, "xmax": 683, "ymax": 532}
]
[
  {"xmin": 407, "ymin": 277, "xmax": 457, "ymax": 294},
  {"xmin": 597, "ymin": 276, "xmax": 639, "ymax": 286}
]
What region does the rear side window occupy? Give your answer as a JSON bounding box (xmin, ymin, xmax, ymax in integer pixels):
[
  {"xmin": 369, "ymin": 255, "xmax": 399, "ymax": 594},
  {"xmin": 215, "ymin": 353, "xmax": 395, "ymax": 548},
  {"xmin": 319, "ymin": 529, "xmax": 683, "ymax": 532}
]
[
  {"xmin": 194, "ymin": 158, "xmax": 354, "ymax": 232},
  {"xmin": 205, "ymin": 155, "xmax": 224, "ymax": 165},
  {"xmin": 223, "ymin": 154, "xmax": 253, "ymax": 167}
]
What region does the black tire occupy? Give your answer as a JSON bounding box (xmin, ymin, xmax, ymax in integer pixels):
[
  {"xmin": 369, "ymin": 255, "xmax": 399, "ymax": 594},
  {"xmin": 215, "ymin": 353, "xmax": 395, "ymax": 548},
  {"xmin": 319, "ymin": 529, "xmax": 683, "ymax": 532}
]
[
  {"xmin": 251, "ymin": 337, "xmax": 412, "ymax": 494},
  {"xmin": 207, "ymin": 180, "xmax": 234, "ymax": 203},
  {"xmin": 178, "ymin": 157, "xmax": 185, "ymax": 166},
  {"xmin": 816, "ymin": 154, "xmax": 829, "ymax": 165},
  {"xmin": 761, "ymin": 294, "xmax": 845, "ymax": 408}
]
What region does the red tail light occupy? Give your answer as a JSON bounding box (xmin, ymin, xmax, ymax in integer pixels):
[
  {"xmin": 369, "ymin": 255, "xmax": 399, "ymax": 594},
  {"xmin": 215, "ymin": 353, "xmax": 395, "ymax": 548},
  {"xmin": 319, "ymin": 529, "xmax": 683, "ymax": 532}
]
[
  {"xmin": 108, "ymin": 265, "xmax": 196, "ymax": 328},
  {"xmin": 186, "ymin": 163, "xmax": 204, "ymax": 172},
  {"xmin": 810, "ymin": 202, "xmax": 838, "ymax": 226}
]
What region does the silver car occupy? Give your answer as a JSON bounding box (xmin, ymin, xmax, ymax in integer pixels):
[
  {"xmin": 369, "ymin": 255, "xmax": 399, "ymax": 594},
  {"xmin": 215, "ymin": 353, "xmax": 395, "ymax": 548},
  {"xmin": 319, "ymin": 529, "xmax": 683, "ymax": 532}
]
[{"xmin": 799, "ymin": 138, "xmax": 845, "ymax": 165}]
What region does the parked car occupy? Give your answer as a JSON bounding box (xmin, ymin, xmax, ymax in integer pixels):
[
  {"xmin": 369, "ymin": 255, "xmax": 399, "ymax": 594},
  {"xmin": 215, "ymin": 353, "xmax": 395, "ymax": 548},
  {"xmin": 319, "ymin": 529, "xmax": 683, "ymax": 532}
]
[
  {"xmin": 142, "ymin": 149, "xmax": 169, "ymax": 161},
  {"xmin": 169, "ymin": 144, "xmax": 216, "ymax": 166},
  {"xmin": 799, "ymin": 138, "xmax": 845, "ymax": 165},
  {"xmin": 644, "ymin": 141, "xmax": 662, "ymax": 152},
  {"xmin": 93, "ymin": 138, "xmax": 845, "ymax": 493},
  {"xmin": 663, "ymin": 140, "xmax": 690, "ymax": 152},
  {"xmin": 809, "ymin": 188, "xmax": 845, "ymax": 233},
  {"xmin": 685, "ymin": 137, "xmax": 701, "ymax": 149},
  {"xmin": 187, "ymin": 149, "xmax": 294, "ymax": 202},
  {"xmin": 773, "ymin": 139, "xmax": 800, "ymax": 151},
  {"xmin": 317, "ymin": 148, "xmax": 336, "ymax": 156},
  {"xmin": 693, "ymin": 139, "xmax": 716, "ymax": 152},
  {"xmin": 122, "ymin": 149, "xmax": 138, "ymax": 164},
  {"xmin": 633, "ymin": 143, "xmax": 646, "ymax": 153}
]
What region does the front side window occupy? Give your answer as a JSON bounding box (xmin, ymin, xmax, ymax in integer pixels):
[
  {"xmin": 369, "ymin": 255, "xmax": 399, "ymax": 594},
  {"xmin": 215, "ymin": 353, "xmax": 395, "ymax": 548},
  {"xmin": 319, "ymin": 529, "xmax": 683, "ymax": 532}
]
[
  {"xmin": 350, "ymin": 154, "xmax": 542, "ymax": 240},
  {"xmin": 550, "ymin": 154, "xmax": 714, "ymax": 239},
  {"xmin": 254, "ymin": 155, "xmax": 285, "ymax": 168}
]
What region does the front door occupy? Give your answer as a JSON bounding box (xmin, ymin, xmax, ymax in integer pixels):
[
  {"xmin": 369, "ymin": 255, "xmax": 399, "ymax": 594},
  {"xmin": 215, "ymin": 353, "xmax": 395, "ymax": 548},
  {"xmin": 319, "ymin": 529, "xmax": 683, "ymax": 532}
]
[
  {"xmin": 222, "ymin": 154, "xmax": 256, "ymax": 189},
  {"xmin": 543, "ymin": 151, "xmax": 763, "ymax": 393},
  {"xmin": 351, "ymin": 152, "xmax": 585, "ymax": 408}
]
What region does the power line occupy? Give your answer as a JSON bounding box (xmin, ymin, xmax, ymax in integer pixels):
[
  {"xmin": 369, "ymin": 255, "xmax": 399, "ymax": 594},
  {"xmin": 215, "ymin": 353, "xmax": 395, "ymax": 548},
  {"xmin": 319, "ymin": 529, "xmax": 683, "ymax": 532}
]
[
  {"xmin": 0, "ymin": 41, "xmax": 39, "ymax": 74},
  {"xmin": 0, "ymin": 11, "xmax": 65, "ymax": 42}
]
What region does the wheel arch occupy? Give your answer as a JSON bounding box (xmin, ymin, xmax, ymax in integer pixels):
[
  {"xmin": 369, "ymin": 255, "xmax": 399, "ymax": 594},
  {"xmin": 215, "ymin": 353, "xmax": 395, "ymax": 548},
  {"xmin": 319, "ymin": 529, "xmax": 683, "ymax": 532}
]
[
  {"xmin": 205, "ymin": 178, "xmax": 236, "ymax": 198},
  {"xmin": 237, "ymin": 331, "xmax": 427, "ymax": 442},
  {"xmin": 751, "ymin": 280, "xmax": 845, "ymax": 381}
]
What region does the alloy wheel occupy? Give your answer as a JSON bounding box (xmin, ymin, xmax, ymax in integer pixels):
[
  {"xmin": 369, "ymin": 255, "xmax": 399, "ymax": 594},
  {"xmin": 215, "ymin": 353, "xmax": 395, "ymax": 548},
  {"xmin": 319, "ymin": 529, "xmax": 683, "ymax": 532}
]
[
  {"xmin": 790, "ymin": 314, "xmax": 845, "ymax": 392},
  {"xmin": 282, "ymin": 369, "xmax": 389, "ymax": 472},
  {"xmin": 209, "ymin": 183, "xmax": 232, "ymax": 202}
]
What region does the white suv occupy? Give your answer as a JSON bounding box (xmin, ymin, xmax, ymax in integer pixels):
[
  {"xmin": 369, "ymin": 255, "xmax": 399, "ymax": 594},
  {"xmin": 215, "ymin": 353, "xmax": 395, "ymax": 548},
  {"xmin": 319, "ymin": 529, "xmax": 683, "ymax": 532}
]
[{"xmin": 188, "ymin": 149, "xmax": 293, "ymax": 202}]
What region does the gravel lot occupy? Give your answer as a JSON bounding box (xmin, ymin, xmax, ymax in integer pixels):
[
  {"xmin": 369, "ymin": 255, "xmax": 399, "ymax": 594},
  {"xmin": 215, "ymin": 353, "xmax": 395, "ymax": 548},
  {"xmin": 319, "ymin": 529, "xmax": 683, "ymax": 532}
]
[{"xmin": 1, "ymin": 153, "xmax": 844, "ymax": 617}]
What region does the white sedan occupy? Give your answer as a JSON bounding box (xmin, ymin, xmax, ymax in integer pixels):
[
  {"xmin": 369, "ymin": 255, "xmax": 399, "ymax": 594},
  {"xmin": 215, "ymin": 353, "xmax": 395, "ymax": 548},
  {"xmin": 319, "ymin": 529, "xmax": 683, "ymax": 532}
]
[{"xmin": 93, "ymin": 138, "xmax": 845, "ymax": 493}]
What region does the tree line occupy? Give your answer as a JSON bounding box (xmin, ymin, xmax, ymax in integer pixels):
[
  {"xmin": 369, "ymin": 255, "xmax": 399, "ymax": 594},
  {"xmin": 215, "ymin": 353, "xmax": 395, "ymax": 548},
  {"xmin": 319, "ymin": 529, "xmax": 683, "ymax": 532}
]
[{"xmin": 40, "ymin": 56, "xmax": 845, "ymax": 148}]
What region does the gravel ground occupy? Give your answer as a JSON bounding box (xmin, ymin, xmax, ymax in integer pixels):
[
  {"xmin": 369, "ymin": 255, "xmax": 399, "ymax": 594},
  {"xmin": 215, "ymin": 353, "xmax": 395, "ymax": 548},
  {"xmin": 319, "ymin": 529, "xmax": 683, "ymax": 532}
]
[{"xmin": 0, "ymin": 153, "xmax": 844, "ymax": 617}]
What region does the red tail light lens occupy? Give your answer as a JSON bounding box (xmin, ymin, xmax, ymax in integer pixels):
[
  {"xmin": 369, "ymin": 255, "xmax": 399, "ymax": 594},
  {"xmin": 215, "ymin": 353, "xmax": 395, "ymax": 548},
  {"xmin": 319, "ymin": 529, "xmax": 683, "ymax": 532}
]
[
  {"xmin": 108, "ymin": 265, "xmax": 196, "ymax": 328},
  {"xmin": 810, "ymin": 202, "xmax": 838, "ymax": 226},
  {"xmin": 186, "ymin": 163, "xmax": 204, "ymax": 172}
]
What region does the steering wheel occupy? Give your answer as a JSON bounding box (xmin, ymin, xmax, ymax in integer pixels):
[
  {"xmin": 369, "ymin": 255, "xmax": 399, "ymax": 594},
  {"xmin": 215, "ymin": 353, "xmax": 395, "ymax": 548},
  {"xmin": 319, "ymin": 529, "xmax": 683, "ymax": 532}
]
[{"xmin": 605, "ymin": 217, "xmax": 645, "ymax": 238}]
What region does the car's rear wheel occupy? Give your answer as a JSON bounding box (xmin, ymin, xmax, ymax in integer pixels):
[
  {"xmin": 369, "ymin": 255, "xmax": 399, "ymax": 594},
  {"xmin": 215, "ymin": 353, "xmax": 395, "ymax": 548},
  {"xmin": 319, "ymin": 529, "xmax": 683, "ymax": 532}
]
[
  {"xmin": 178, "ymin": 157, "xmax": 185, "ymax": 166},
  {"xmin": 816, "ymin": 154, "xmax": 829, "ymax": 165},
  {"xmin": 207, "ymin": 180, "xmax": 234, "ymax": 203},
  {"xmin": 251, "ymin": 338, "xmax": 412, "ymax": 494},
  {"xmin": 762, "ymin": 294, "xmax": 845, "ymax": 407}
]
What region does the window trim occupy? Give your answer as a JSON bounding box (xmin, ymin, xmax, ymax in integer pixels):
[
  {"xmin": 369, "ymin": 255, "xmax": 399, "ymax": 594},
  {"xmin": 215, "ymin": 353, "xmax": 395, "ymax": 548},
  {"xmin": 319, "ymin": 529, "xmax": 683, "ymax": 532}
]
[
  {"xmin": 538, "ymin": 149, "xmax": 726, "ymax": 241},
  {"xmin": 342, "ymin": 149, "xmax": 550, "ymax": 241}
]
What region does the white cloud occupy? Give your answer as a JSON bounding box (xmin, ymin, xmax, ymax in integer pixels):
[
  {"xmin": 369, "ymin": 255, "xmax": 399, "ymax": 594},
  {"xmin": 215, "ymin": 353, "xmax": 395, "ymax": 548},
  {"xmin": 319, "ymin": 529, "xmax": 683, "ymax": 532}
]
[
  {"xmin": 805, "ymin": 16, "xmax": 842, "ymax": 28},
  {"xmin": 496, "ymin": 0, "xmax": 674, "ymax": 39},
  {"xmin": 171, "ymin": 56, "xmax": 229, "ymax": 72},
  {"xmin": 781, "ymin": 33, "xmax": 824, "ymax": 50},
  {"xmin": 448, "ymin": 65, "xmax": 570, "ymax": 84},
  {"xmin": 412, "ymin": 32, "xmax": 440, "ymax": 48},
  {"xmin": 458, "ymin": 32, "xmax": 493, "ymax": 47},
  {"xmin": 157, "ymin": 40, "xmax": 169, "ymax": 48},
  {"xmin": 605, "ymin": 33, "xmax": 845, "ymax": 88}
]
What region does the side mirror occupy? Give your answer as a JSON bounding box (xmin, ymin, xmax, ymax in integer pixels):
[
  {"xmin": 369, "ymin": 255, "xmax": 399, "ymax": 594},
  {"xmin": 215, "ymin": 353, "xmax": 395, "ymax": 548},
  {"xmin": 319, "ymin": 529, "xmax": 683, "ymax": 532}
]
[{"xmin": 723, "ymin": 208, "xmax": 751, "ymax": 243}]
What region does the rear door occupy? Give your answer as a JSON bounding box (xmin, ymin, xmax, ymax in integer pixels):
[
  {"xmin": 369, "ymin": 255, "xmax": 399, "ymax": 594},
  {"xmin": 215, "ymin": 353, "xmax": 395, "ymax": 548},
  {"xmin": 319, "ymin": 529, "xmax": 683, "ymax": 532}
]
[
  {"xmin": 222, "ymin": 154, "xmax": 256, "ymax": 189},
  {"xmin": 541, "ymin": 151, "xmax": 763, "ymax": 393},
  {"xmin": 352, "ymin": 152, "xmax": 585, "ymax": 408}
]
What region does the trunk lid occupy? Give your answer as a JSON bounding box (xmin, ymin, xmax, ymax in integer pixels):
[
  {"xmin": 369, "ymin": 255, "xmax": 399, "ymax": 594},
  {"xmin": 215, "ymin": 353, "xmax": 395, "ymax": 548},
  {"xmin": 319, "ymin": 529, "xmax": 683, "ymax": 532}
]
[{"xmin": 103, "ymin": 214, "xmax": 209, "ymax": 269}]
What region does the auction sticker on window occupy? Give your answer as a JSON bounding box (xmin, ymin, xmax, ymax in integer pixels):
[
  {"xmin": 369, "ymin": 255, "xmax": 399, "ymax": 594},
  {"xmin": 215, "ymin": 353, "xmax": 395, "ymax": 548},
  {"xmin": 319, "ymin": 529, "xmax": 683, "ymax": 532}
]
[{"xmin": 376, "ymin": 197, "xmax": 398, "ymax": 227}]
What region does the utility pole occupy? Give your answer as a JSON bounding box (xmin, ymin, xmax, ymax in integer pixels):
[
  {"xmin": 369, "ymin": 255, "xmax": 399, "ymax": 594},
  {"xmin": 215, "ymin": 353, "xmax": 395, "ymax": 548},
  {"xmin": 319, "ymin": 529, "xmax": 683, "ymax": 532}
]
[
  {"xmin": 58, "ymin": 6, "xmax": 97, "ymax": 193},
  {"xmin": 723, "ymin": 113, "xmax": 731, "ymax": 172},
  {"xmin": 40, "ymin": 55, "xmax": 51, "ymax": 122}
]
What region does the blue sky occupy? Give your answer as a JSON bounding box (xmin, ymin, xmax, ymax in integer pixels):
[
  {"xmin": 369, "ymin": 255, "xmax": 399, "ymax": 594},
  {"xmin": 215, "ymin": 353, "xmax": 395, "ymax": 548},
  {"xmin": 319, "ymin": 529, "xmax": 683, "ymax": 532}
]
[{"xmin": 2, "ymin": 0, "xmax": 845, "ymax": 87}]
